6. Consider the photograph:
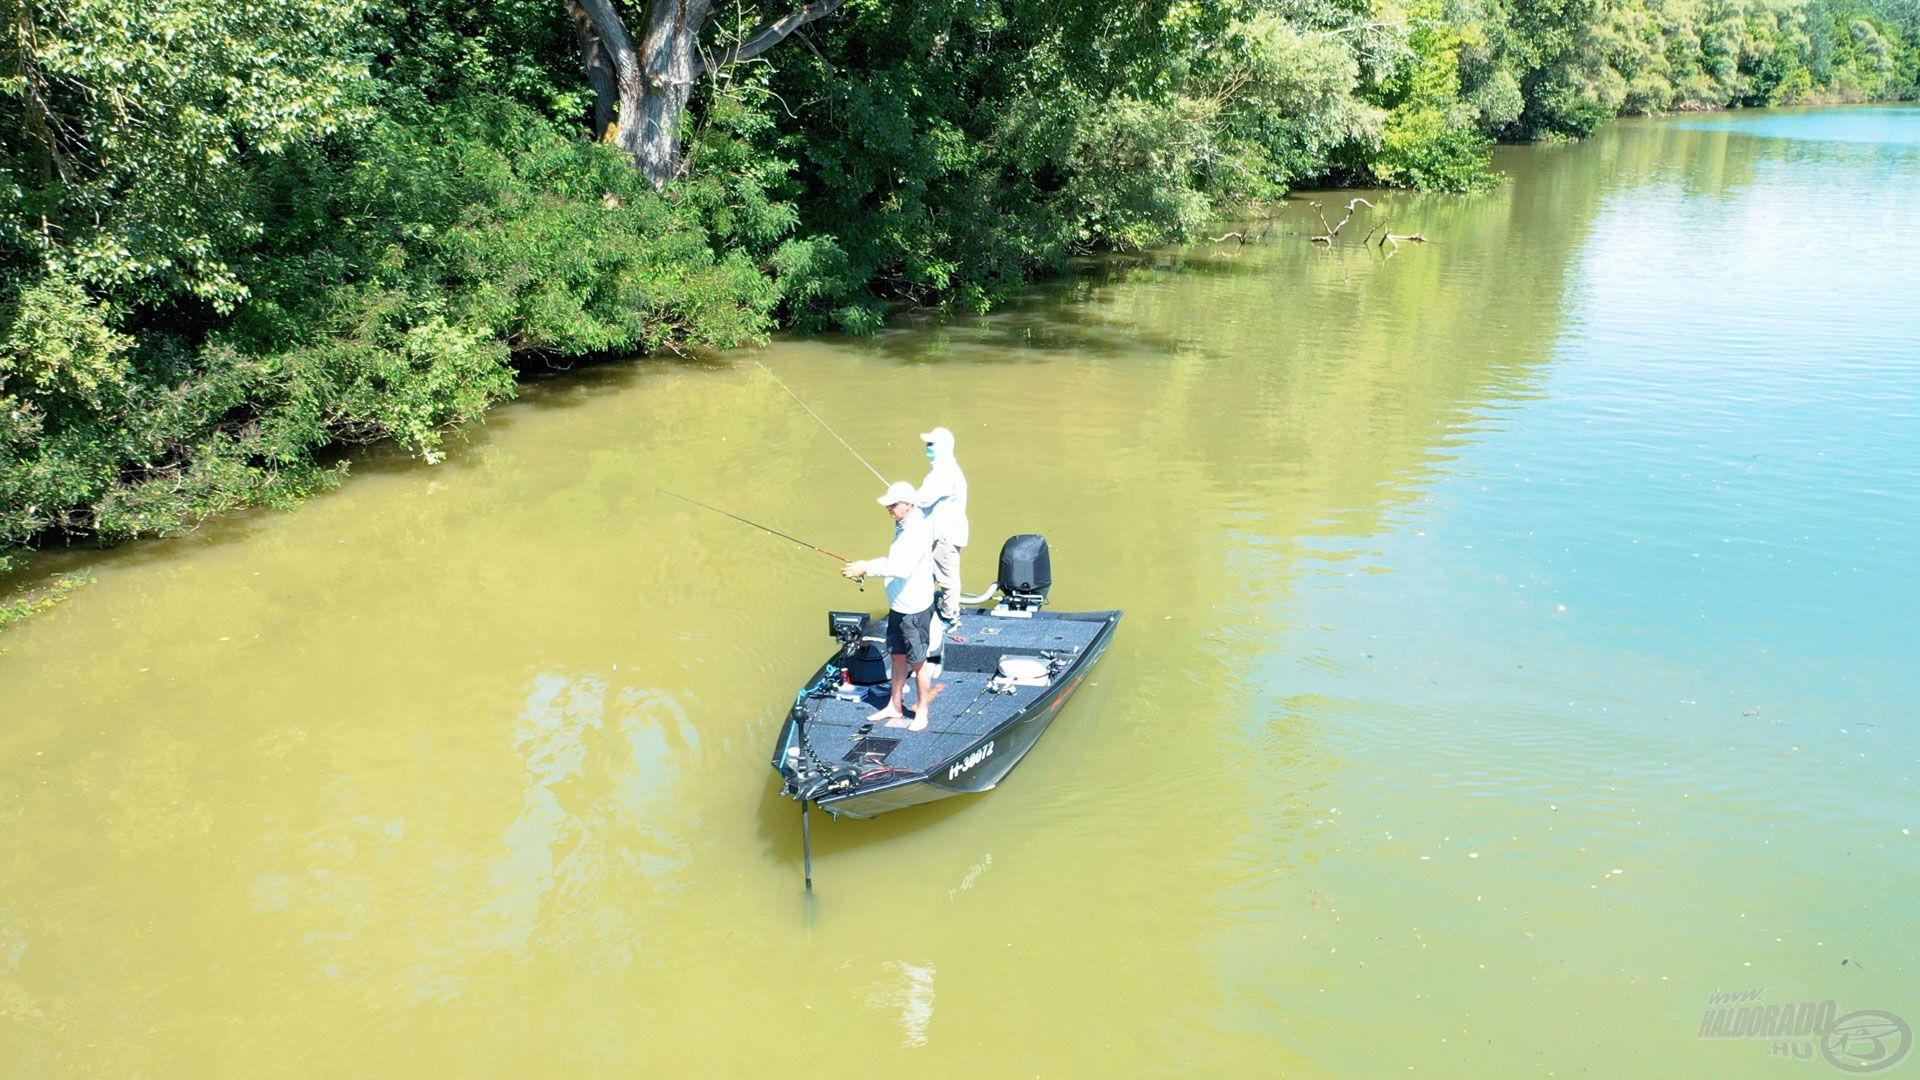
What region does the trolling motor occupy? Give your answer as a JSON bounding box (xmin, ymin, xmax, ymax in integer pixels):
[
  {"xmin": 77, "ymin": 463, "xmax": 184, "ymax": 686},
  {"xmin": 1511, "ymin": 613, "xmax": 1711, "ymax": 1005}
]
[
  {"xmin": 780, "ymin": 666, "xmax": 859, "ymax": 893},
  {"xmin": 779, "ymin": 683, "xmax": 857, "ymax": 818}
]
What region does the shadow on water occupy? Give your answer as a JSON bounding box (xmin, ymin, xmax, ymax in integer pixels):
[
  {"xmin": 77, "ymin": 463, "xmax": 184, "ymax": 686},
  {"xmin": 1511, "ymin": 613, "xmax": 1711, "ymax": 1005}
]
[{"xmin": 853, "ymin": 300, "xmax": 1203, "ymax": 365}]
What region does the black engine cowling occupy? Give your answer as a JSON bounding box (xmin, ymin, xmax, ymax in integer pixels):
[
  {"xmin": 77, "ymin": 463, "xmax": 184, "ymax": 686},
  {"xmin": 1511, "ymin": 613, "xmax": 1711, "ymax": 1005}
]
[{"xmin": 997, "ymin": 534, "xmax": 1052, "ymax": 609}]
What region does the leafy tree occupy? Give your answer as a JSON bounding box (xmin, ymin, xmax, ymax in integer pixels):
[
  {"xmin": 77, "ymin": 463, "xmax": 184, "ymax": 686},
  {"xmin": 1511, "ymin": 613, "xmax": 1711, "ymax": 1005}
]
[
  {"xmin": 2, "ymin": 0, "xmax": 374, "ymax": 309},
  {"xmin": 1368, "ymin": 0, "xmax": 1501, "ymax": 190},
  {"xmin": 567, "ymin": 0, "xmax": 849, "ymax": 184}
]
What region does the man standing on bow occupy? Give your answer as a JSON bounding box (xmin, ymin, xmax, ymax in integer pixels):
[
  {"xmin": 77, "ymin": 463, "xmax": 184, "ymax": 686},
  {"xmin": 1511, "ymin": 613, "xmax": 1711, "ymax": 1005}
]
[
  {"xmin": 842, "ymin": 481, "xmax": 944, "ymax": 730},
  {"xmin": 914, "ymin": 427, "xmax": 969, "ymax": 629}
]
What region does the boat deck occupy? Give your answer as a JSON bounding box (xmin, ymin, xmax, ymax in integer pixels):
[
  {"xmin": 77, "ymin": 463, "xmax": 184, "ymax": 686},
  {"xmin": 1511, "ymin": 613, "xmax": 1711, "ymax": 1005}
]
[{"xmin": 795, "ymin": 611, "xmax": 1106, "ymax": 777}]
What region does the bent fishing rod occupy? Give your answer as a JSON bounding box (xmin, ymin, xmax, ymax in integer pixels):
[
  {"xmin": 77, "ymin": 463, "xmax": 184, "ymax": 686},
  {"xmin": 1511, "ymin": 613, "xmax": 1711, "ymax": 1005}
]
[
  {"xmin": 755, "ymin": 362, "xmax": 889, "ymax": 485},
  {"xmin": 658, "ymin": 488, "xmax": 854, "ymax": 565}
]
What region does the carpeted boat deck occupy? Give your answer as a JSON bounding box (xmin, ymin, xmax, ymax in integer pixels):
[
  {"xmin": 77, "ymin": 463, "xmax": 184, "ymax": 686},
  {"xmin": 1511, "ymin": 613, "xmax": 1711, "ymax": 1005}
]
[{"xmin": 796, "ymin": 613, "xmax": 1103, "ymax": 776}]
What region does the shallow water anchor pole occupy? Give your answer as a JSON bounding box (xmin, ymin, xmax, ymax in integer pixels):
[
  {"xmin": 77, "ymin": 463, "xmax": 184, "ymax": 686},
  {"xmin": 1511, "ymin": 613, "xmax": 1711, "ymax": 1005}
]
[{"xmin": 801, "ymin": 799, "xmax": 815, "ymax": 892}]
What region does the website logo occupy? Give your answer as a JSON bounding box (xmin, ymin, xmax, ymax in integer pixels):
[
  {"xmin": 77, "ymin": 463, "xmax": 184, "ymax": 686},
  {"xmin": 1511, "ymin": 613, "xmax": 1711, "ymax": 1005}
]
[{"xmin": 1700, "ymin": 989, "xmax": 1912, "ymax": 1074}]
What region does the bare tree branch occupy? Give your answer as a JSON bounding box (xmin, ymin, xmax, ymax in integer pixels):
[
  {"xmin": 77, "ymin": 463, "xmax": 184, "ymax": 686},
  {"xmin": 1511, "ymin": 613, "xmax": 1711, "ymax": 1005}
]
[
  {"xmin": 1308, "ymin": 197, "xmax": 1371, "ymax": 244},
  {"xmin": 700, "ymin": 0, "xmax": 846, "ymax": 73},
  {"xmin": 1371, "ymin": 221, "xmax": 1430, "ymax": 258},
  {"xmin": 575, "ymin": 0, "xmax": 643, "ymax": 98}
]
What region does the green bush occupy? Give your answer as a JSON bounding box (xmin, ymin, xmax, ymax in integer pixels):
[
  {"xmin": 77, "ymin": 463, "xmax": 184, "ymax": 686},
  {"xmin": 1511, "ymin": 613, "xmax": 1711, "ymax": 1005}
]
[
  {"xmin": 1373, "ymin": 107, "xmax": 1502, "ymax": 191},
  {"xmin": 2, "ymin": 100, "xmax": 788, "ymax": 555}
]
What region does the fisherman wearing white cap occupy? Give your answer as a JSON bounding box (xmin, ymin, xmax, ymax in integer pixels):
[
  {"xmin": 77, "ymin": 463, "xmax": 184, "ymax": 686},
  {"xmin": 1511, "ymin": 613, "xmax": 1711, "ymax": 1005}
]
[
  {"xmin": 841, "ymin": 481, "xmax": 944, "ymax": 729},
  {"xmin": 914, "ymin": 426, "xmax": 969, "ymax": 628}
]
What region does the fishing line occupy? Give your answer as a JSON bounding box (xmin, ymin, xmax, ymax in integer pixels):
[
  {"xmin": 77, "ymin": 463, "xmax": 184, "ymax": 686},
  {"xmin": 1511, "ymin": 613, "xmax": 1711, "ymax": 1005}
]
[
  {"xmin": 658, "ymin": 488, "xmax": 851, "ymax": 562},
  {"xmin": 756, "ymin": 362, "xmax": 889, "ymax": 485}
]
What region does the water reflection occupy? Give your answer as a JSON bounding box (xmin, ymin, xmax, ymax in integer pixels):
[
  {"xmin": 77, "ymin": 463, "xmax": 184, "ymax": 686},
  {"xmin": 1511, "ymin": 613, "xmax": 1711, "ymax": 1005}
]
[
  {"xmin": 866, "ymin": 960, "xmax": 937, "ymax": 1047},
  {"xmin": 478, "ymin": 674, "xmax": 697, "ymax": 960}
]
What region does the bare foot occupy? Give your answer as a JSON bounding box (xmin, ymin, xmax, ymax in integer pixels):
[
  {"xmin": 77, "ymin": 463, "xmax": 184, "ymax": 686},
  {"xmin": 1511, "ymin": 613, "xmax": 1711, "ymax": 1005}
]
[
  {"xmin": 868, "ymin": 706, "xmax": 905, "ymax": 723},
  {"xmin": 906, "ymin": 684, "xmax": 947, "ymax": 732}
]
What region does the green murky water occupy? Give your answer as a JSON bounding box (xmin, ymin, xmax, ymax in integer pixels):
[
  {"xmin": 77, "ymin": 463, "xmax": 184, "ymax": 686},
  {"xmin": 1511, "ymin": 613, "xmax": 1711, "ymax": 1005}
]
[{"xmin": 4, "ymin": 106, "xmax": 1917, "ymax": 1076}]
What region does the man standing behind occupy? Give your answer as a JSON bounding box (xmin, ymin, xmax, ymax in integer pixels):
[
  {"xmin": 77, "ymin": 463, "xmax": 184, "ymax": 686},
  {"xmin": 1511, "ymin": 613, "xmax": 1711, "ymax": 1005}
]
[
  {"xmin": 842, "ymin": 481, "xmax": 944, "ymax": 729},
  {"xmin": 915, "ymin": 427, "xmax": 969, "ymax": 628}
]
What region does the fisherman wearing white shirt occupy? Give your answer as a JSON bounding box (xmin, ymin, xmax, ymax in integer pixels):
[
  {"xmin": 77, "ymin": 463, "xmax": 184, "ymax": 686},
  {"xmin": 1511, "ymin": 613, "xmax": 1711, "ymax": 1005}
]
[
  {"xmin": 915, "ymin": 427, "xmax": 969, "ymax": 627},
  {"xmin": 841, "ymin": 481, "xmax": 944, "ymax": 729}
]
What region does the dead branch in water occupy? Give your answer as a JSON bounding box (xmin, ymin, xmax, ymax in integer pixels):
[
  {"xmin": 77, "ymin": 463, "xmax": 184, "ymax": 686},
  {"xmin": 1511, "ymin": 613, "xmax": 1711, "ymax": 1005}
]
[
  {"xmin": 1210, "ymin": 221, "xmax": 1278, "ymax": 246},
  {"xmin": 1308, "ymin": 198, "xmax": 1372, "ymax": 244},
  {"xmin": 1372, "ymin": 222, "xmax": 1430, "ymax": 256}
]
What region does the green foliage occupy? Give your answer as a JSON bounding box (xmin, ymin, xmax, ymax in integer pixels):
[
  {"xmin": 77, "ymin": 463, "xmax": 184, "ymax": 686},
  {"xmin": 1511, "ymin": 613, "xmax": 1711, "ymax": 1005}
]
[
  {"xmin": 0, "ymin": 271, "xmax": 132, "ymax": 408},
  {"xmin": 1, "ymin": 321, "xmax": 342, "ymax": 546},
  {"xmin": 1368, "ymin": 0, "xmax": 1503, "ymax": 191},
  {"xmin": 1, "ymin": 97, "xmax": 789, "ymax": 554},
  {"xmin": 0, "ymin": 569, "xmax": 90, "ymax": 633},
  {"xmin": 1193, "ymin": 15, "xmax": 1386, "ymax": 196},
  {"xmin": 1055, "ymin": 96, "xmax": 1218, "ymax": 249},
  {"xmin": 1375, "ymin": 106, "xmax": 1504, "ymax": 189},
  {"xmin": 1468, "ymin": 68, "xmax": 1529, "ymax": 132},
  {"xmin": 1, "ymin": 0, "xmax": 1916, "ymax": 574},
  {"xmin": 2, "ymin": 0, "xmax": 375, "ymax": 309},
  {"xmin": 1466, "ymin": 0, "xmax": 1920, "ymax": 136},
  {"xmin": 364, "ymin": 0, "xmax": 584, "ymax": 118}
]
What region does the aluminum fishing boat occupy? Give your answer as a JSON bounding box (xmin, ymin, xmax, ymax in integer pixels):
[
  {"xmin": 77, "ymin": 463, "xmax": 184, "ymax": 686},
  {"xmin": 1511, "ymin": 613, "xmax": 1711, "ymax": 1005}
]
[{"xmin": 771, "ymin": 534, "xmax": 1120, "ymax": 820}]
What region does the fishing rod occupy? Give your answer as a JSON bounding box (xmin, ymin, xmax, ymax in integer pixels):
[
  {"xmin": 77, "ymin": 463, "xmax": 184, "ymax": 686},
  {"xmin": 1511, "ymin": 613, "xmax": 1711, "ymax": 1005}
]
[
  {"xmin": 756, "ymin": 362, "xmax": 889, "ymax": 486},
  {"xmin": 658, "ymin": 488, "xmax": 853, "ymax": 563}
]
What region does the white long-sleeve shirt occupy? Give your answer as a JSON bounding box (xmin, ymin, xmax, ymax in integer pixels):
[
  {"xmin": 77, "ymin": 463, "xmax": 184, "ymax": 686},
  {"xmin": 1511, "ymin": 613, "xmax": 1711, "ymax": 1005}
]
[
  {"xmin": 916, "ymin": 459, "xmax": 969, "ymax": 547},
  {"xmin": 863, "ymin": 507, "xmax": 936, "ymax": 614}
]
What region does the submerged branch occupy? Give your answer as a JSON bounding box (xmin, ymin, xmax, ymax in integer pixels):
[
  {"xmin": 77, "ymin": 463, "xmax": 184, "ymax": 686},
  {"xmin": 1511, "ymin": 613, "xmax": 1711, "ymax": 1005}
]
[
  {"xmin": 1372, "ymin": 222, "xmax": 1431, "ymax": 257},
  {"xmin": 1308, "ymin": 198, "xmax": 1372, "ymax": 245}
]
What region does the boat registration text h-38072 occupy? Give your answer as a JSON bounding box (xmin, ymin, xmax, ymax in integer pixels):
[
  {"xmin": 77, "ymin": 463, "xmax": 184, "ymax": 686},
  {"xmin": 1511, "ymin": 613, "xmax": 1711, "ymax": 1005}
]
[{"xmin": 949, "ymin": 741, "xmax": 996, "ymax": 781}]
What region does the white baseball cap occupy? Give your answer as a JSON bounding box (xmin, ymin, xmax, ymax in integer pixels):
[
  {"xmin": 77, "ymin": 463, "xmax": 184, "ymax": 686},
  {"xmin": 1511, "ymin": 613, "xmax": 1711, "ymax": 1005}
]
[
  {"xmin": 919, "ymin": 427, "xmax": 955, "ymax": 451},
  {"xmin": 876, "ymin": 480, "xmax": 918, "ymax": 506}
]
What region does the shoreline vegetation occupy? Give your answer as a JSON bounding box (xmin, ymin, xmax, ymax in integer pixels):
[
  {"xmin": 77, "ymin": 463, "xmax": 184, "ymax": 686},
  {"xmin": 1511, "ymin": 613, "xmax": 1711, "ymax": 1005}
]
[{"xmin": 3, "ymin": 0, "xmax": 1917, "ymax": 626}]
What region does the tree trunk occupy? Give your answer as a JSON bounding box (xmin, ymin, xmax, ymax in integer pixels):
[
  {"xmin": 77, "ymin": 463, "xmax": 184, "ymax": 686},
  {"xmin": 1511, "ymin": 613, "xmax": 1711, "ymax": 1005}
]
[
  {"xmin": 633, "ymin": 0, "xmax": 710, "ymax": 185},
  {"xmin": 570, "ymin": 0, "xmax": 845, "ymax": 187},
  {"xmin": 570, "ymin": 2, "xmax": 619, "ymax": 140}
]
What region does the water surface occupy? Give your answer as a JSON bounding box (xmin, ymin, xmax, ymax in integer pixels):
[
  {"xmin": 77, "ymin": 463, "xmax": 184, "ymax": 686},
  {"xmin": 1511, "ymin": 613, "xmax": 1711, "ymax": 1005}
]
[{"xmin": 3, "ymin": 106, "xmax": 1917, "ymax": 1076}]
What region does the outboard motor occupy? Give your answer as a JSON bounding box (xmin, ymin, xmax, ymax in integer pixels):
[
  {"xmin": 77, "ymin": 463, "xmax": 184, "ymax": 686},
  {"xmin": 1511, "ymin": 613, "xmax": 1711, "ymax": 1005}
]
[{"xmin": 996, "ymin": 534, "xmax": 1053, "ymax": 610}]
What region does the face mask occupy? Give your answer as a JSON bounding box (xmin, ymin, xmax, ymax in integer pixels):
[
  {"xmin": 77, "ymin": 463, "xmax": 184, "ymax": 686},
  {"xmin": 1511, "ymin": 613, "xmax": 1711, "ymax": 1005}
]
[{"xmin": 925, "ymin": 444, "xmax": 937, "ymax": 461}]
